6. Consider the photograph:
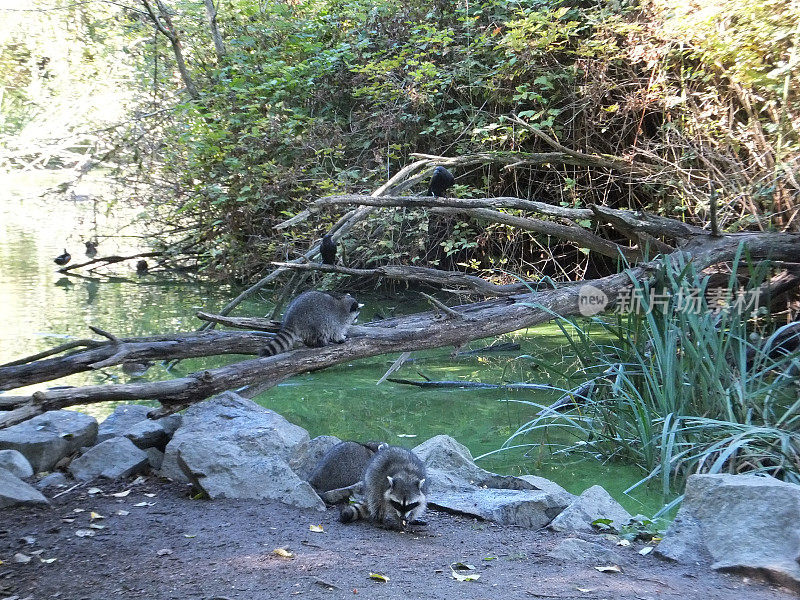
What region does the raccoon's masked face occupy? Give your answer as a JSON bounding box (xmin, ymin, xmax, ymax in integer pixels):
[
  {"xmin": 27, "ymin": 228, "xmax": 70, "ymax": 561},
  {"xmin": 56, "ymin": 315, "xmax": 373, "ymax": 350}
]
[
  {"xmin": 386, "ymin": 476, "xmax": 427, "ymax": 527},
  {"xmin": 347, "ymin": 297, "xmax": 363, "ymax": 323}
]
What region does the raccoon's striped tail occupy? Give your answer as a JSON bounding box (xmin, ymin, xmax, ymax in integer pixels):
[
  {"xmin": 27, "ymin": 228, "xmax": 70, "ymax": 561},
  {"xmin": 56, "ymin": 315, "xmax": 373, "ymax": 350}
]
[
  {"xmin": 339, "ymin": 501, "xmax": 369, "ymax": 524},
  {"xmin": 259, "ymin": 330, "xmax": 297, "ymax": 357}
]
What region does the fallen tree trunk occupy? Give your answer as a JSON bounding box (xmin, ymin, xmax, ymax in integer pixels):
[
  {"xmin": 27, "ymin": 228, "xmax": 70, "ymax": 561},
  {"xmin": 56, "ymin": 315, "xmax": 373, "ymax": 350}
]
[{"xmin": 1, "ymin": 228, "xmax": 798, "ymax": 428}]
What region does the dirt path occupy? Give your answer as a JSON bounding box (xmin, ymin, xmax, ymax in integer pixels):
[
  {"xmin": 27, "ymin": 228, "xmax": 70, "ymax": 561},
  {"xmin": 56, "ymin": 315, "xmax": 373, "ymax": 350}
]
[{"xmin": 0, "ymin": 478, "xmax": 794, "ymax": 600}]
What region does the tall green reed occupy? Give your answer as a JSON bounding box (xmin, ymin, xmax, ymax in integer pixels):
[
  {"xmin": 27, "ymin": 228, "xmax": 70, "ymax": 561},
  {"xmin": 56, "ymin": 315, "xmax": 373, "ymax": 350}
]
[{"xmin": 495, "ymin": 250, "xmax": 799, "ymax": 511}]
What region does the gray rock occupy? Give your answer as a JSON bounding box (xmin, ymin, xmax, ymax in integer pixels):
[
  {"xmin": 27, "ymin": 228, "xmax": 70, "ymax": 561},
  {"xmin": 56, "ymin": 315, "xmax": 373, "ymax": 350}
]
[
  {"xmin": 413, "ymin": 435, "xmax": 538, "ymax": 493},
  {"xmin": 0, "ymin": 468, "xmax": 49, "ymax": 508},
  {"xmin": 158, "ymin": 448, "xmax": 189, "ymax": 482},
  {"xmin": 518, "ymin": 475, "xmax": 576, "ymax": 501},
  {"xmin": 177, "ymin": 444, "xmax": 324, "ymax": 511},
  {"xmin": 0, "ymin": 410, "xmax": 98, "ymax": 472},
  {"xmin": 0, "ymin": 449, "xmax": 34, "ymax": 479},
  {"xmin": 549, "ymin": 485, "xmax": 633, "ymax": 533},
  {"xmin": 69, "ymin": 437, "xmax": 149, "ymax": 481},
  {"xmin": 412, "ymin": 435, "xmax": 572, "ymax": 528},
  {"xmin": 290, "ymin": 435, "xmax": 341, "ymax": 481},
  {"xmin": 158, "ymin": 414, "xmax": 182, "ymax": 437},
  {"xmin": 163, "ymin": 392, "xmax": 320, "ymax": 509},
  {"xmin": 97, "ymin": 404, "xmax": 151, "ymax": 443},
  {"xmin": 98, "ymin": 405, "xmax": 181, "ymax": 449},
  {"xmin": 35, "ymin": 472, "xmax": 70, "ymax": 490},
  {"xmin": 547, "ymin": 537, "xmax": 623, "ymax": 564},
  {"xmin": 657, "ymin": 474, "xmax": 800, "ymax": 588},
  {"xmin": 145, "ymin": 447, "xmax": 164, "ymax": 470},
  {"xmin": 124, "ymin": 419, "xmax": 168, "ymax": 450},
  {"xmin": 430, "ymin": 488, "xmax": 569, "ymax": 528}
]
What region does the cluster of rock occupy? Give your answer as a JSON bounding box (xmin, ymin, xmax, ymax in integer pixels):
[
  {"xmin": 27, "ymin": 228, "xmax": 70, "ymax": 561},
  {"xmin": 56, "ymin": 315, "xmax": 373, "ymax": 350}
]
[
  {"xmin": 0, "ymin": 404, "xmax": 180, "ymax": 506},
  {"xmin": 1, "ymin": 391, "xmax": 799, "ymax": 589}
]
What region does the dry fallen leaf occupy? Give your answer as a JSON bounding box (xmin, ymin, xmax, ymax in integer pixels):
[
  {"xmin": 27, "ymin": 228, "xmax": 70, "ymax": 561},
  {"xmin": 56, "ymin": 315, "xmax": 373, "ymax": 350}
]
[
  {"xmin": 369, "ymin": 573, "xmax": 389, "ymax": 582},
  {"xmin": 90, "ymin": 512, "xmax": 105, "ymax": 521},
  {"xmin": 156, "ymin": 548, "xmax": 173, "ymax": 556},
  {"xmin": 451, "ymin": 570, "xmax": 480, "ymax": 582},
  {"xmin": 639, "ymin": 546, "xmax": 654, "ymax": 556},
  {"xmin": 133, "ymin": 502, "xmax": 154, "ymax": 507},
  {"xmin": 111, "ymin": 490, "xmax": 131, "ymax": 498},
  {"xmin": 39, "ymin": 557, "xmax": 57, "ymax": 564},
  {"xmin": 272, "ymin": 548, "xmax": 294, "ymax": 558},
  {"xmin": 13, "ymin": 553, "xmax": 31, "ymax": 564},
  {"xmin": 309, "ymin": 524, "xmax": 324, "ymax": 533},
  {"xmin": 87, "ymin": 487, "xmax": 102, "ymax": 495},
  {"xmin": 73, "ymin": 508, "xmax": 85, "ymax": 513},
  {"xmin": 89, "ymin": 523, "xmax": 106, "ymax": 530},
  {"xmin": 75, "ymin": 529, "xmax": 95, "ymax": 538},
  {"xmin": 617, "ymin": 539, "xmax": 631, "ymax": 547},
  {"xmin": 117, "ymin": 510, "xmax": 130, "ymax": 516},
  {"xmin": 183, "ymin": 534, "xmax": 196, "ymax": 538},
  {"xmin": 594, "ymin": 565, "xmax": 623, "ymax": 573},
  {"xmin": 144, "ymin": 493, "xmax": 156, "ymax": 498}
]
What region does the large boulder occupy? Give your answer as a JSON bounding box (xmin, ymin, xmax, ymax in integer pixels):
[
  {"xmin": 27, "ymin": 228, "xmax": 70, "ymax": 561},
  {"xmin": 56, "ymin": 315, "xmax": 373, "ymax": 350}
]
[
  {"xmin": 0, "ymin": 410, "xmax": 97, "ymax": 472},
  {"xmin": 0, "ymin": 449, "xmax": 34, "ymax": 479},
  {"xmin": 413, "ymin": 435, "xmax": 544, "ymax": 493},
  {"xmin": 412, "ymin": 435, "xmax": 573, "ymax": 528},
  {"xmin": 177, "ymin": 446, "xmax": 324, "ymax": 511},
  {"xmin": 0, "ymin": 468, "xmax": 49, "ymax": 508},
  {"xmin": 163, "ymin": 392, "xmax": 322, "ymax": 510},
  {"xmin": 548, "ymin": 485, "xmax": 633, "ymax": 533},
  {"xmin": 69, "ymin": 437, "xmax": 150, "ymax": 481},
  {"xmin": 657, "ymin": 474, "xmax": 800, "ymax": 589}
]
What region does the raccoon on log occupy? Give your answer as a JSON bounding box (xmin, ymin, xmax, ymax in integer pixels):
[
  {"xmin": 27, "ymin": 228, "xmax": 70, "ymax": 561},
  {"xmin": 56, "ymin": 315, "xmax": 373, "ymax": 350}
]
[
  {"xmin": 339, "ymin": 445, "xmax": 428, "ymax": 530},
  {"xmin": 259, "ymin": 290, "xmax": 361, "ymax": 357}
]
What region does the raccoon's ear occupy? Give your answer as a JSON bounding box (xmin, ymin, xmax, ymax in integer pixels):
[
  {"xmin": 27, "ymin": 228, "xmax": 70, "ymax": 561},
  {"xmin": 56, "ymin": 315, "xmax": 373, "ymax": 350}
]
[
  {"xmin": 386, "ymin": 476, "xmax": 394, "ymax": 488},
  {"xmin": 418, "ymin": 478, "xmax": 425, "ymax": 490}
]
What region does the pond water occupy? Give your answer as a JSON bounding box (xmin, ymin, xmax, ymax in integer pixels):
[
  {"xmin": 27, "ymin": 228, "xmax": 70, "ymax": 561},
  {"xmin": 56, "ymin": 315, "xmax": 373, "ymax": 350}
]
[{"xmin": 0, "ymin": 172, "xmax": 672, "ymax": 518}]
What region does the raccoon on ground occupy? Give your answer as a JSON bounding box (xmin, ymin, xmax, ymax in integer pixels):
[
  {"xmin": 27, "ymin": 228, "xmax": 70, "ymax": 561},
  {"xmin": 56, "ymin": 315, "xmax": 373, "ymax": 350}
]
[
  {"xmin": 260, "ymin": 290, "xmax": 361, "ymax": 357},
  {"xmin": 340, "ymin": 445, "xmax": 428, "ymax": 530},
  {"xmin": 308, "ymin": 441, "xmax": 386, "ymax": 495}
]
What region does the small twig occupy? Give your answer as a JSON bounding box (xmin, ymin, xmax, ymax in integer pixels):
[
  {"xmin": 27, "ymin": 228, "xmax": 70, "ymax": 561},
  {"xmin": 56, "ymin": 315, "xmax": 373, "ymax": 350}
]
[
  {"xmin": 88, "ymin": 326, "xmax": 120, "ymax": 344},
  {"xmin": 0, "ymin": 340, "xmax": 105, "ymax": 368},
  {"xmin": 377, "ymin": 352, "xmax": 412, "ymax": 385},
  {"xmin": 419, "ymin": 292, "xmax": 464, "ymax": 319},
  {"xmin": 52, "ymin": 481, "xmax": 85, "ymax": 498}
]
